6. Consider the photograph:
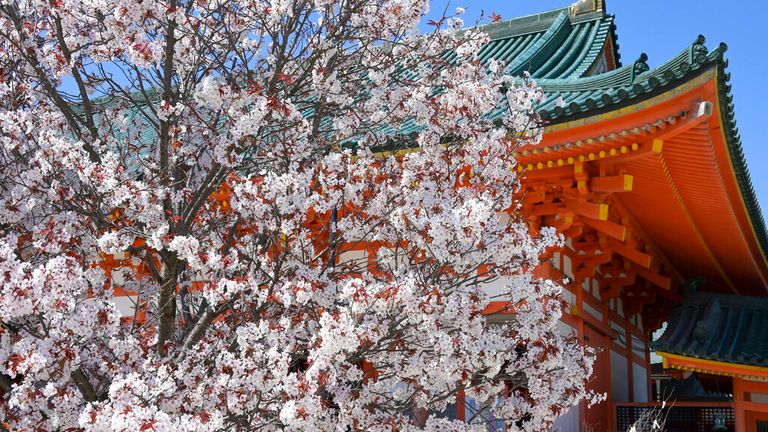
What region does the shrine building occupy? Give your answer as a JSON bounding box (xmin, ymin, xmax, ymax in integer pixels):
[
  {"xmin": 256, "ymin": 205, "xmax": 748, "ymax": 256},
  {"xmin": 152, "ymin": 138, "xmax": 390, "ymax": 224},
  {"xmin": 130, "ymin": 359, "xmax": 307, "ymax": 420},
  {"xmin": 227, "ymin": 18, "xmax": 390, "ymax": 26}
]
[{"xmin": 472, "ymin": 0, "xmax": 768, "ymax": 430}]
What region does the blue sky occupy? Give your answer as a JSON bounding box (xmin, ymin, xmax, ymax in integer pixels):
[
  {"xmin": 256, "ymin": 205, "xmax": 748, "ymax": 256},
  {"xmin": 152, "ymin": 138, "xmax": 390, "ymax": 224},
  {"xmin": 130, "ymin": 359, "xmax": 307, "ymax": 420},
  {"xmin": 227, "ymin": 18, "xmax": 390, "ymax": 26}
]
[{"xmin": 429, "ymin": 0, "xmax": 768, "ymax": 212}]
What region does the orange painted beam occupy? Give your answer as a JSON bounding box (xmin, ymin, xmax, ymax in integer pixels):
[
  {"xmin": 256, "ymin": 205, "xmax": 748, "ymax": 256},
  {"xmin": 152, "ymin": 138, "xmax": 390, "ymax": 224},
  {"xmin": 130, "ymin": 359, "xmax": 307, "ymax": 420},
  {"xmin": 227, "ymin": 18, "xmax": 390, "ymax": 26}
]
[
  {"xmin": 527, "ymin": 202, "xmax": 565, "ymax": 217},
  {"xmin": 607, "ymin": 238, "xmax": 652, "ymax": 268},
  {"xmin": 589, "ymin": 175, "xmax": 634, "ymax": 193},
  {"xmin": 552, "ymin": 213, "xmax": 575, "ymax": 232},
  {"xmin": 583, "ymin": 218, "xmax": 627, "ymax": 241},
  {"xmin": 520, "ymin": 165, "xmax": 573, "ymax": 181},
  {"xmin": 522, "ymin": 188, "xmax": 546, "ymax": 204},
  {"xmin": 564, "ymin": 198, "xmax": 608, "ymax": 221},
  {"xmin": 482, "ymin": 301, "xmax": 516, "ymax": 315},
  {"xmin": 632, "ymin": 264, "xmax": 672, "ymax": 290},
  {"xmin": 563, "ymin": 225, "xmax": 584, "ymax": 238}
]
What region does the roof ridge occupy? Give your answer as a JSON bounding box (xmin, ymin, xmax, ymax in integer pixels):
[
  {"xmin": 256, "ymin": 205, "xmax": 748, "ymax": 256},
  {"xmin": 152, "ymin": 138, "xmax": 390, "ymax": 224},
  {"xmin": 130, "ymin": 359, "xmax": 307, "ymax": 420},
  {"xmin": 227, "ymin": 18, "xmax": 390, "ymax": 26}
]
[
  {"xmin": 472, "ymin": 1, "xmax": 607, "ymax": 41},
  {"xmin": 477, "ymin": 8, "xmax": 569, "ymax": 41},
  {"xmin": 534, "ymin": 36, "xmax": 724, "ymax": 121},
  {"xmin": 567, "ymin": 14, "xmax": 617, "ymax": 78}
]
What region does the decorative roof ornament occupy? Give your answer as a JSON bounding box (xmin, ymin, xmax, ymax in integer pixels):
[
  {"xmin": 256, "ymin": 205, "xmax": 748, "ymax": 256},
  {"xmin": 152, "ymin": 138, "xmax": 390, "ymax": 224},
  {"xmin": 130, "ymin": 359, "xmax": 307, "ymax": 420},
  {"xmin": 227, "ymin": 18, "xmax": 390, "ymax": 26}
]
[
  {"xmin": 693, "ymin": 296, "xmax": 721, "ymax": 343},
  {"xmin": 683, "ymin": 276, "xmax": 706, "ymax": 295},
  {"xmin": 690, "ymin": 34, "xmax": 709, "ymax": 65},
  {"xmin": 570, "ymin": 0, "xmax": 604, "ymax": 16},
  {"xmin": 629, "ymin": 53, "xmax": 649, "ymax": 83}
]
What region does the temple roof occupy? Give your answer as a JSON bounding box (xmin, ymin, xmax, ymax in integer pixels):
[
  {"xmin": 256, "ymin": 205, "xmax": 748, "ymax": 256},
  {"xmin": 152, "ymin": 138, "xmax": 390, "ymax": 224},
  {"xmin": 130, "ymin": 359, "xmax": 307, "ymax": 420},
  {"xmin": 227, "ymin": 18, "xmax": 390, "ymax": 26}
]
[
  {"xmin": 519, "ymin": 35, "xmax": 768, "ymax": 263},
  {"xmin": 654, "ymin": 292, "xmax": 768, "ymax": 371},
  {"xmin": 476, "ymin": 2, "xmax": 619, "ymax": 79},
  {"xmin": 468, "ymin": 2, "xmax": 768, "ymax": 288},
  {"xmin": 385, "ymin": 4, "xmax": 620, "ymax": 134}
]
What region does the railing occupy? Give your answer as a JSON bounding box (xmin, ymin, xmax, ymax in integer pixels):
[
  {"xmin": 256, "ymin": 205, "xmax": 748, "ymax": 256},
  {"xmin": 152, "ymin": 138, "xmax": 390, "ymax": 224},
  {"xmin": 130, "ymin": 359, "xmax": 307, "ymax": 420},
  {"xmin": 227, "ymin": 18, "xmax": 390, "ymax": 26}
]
[{"xmin": 614, "ymin": 402, "xmax": 735, "ymax": 432}]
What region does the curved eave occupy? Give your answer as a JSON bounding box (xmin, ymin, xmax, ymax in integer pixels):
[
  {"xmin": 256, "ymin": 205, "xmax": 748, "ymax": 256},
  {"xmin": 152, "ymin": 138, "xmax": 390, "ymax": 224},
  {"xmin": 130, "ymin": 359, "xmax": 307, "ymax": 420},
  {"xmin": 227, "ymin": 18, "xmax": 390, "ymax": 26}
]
[
  {"xmin": 713, "ymin": 63, "xmax": 768, "ymax": 267},
  {"xmin": 525, "ymin": 59, "xmax": 768, "ymax": 294},
  {"xmin": 659, "ymin": 351, "xmax": 768, "ymax": 382},
  {"xmin": 539, "ymin": 68, "xmax": 713, "ymax": 135}
]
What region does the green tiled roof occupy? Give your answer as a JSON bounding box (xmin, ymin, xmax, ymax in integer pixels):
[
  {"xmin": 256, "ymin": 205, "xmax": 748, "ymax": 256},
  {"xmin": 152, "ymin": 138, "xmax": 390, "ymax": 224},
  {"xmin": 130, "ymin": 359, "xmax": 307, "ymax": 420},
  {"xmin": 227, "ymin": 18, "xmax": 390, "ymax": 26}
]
[
  {"xmin": 653, "ymin": 292, "xmax": 768, "ymax": 367},
  {"xmin": 476, "ymin": 6, "xmax": 619, "ymax": 79}
]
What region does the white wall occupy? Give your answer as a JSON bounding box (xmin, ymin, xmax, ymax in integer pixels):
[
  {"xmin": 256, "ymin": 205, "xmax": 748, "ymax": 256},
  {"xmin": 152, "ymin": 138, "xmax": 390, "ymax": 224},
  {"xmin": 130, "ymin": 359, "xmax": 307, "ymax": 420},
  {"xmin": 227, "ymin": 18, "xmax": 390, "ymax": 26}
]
[
  {"xmin": 552, "ymin": 406, "xmax": 579, "ymax": 432},
  {"xmin": 339, "ymin": 249, "xmax": 368, "ymax": 268},
  {"xmin": 611, "ymin": 349, "xmax": 630, "ymax": 403},
  {"xmin": 557, "ymin": 321, "xmax": 577, "ymax": 338},
  {"xmin": 84, "ymin": 295, "xmax": 138, "ymax": 317},
  {"xmin": 113, "ymin": 295, "xmax": 139, "ymax": 316},
  {"xmin": 479, "ymin": 276, "xmax": 515, "ymax": 298},
  {"xmin": 633, "ymin": 363, "xmax": 649, "ymax": 402}
]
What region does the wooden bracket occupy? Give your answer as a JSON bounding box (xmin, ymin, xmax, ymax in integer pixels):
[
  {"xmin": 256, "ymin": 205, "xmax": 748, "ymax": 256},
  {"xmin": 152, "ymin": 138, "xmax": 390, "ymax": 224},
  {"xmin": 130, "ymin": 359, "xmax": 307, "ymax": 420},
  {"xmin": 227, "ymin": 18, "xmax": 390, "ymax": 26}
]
[
  {"xmin": 632, "ymin": 263, "xmax": 672, "ymax": 290},
  {"xmin": 564, "ymin": 198, "xmax": 609, "ymax": 221},
  {"xmin": 583, "ymin": 218, "xmax": 627, "ymax": 241},
  {"xmin": 589, "ymin": 174, "xmax": 634, "ymax": 193},
  {"xmin": 574, "ymin": 161, "xmax": 589, "ymax": 195},
  {"xmin": 607, "ymin": 238, "xmax": 652, "ymax": 268}
]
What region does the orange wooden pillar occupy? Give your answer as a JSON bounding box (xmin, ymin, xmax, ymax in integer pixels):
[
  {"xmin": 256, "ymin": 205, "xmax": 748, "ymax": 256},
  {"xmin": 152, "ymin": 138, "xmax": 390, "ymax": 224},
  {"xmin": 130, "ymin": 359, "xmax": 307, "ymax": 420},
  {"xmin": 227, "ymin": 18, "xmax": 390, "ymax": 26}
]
[
  {"xmin": 582, "ymin": 325, "xmax": 612, "ymax": 432},
  {"xmin": 735, "ymin": 378, "xmax": 746, "ymax": 432},
  {"xmin": 734, "ymin": 378, "xmax": 768, "ymax": 432}
]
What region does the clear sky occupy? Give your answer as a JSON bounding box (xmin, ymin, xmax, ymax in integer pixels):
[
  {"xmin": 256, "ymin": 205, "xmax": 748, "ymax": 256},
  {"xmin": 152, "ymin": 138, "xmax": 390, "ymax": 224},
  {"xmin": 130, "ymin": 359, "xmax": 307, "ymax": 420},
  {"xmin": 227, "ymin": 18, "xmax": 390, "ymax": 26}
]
[{"xmin": 429, "ymin": 0, "xmax": 768, "ymax": 213}]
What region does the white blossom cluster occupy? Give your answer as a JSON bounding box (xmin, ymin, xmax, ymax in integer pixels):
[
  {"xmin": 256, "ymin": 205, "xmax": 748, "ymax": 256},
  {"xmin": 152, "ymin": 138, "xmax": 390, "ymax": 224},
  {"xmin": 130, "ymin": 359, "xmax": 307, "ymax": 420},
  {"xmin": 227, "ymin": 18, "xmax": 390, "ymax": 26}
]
[{"xmin": 0, "ymin": 0, "xmax": 599, "ymax": 430}]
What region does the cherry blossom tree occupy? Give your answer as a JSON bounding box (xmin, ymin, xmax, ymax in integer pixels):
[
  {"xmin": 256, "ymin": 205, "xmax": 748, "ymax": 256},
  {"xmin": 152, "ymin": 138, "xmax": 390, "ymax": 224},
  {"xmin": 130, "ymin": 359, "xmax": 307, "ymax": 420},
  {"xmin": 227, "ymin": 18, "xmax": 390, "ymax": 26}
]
[{"xmin": 0, "ymin": 0, "xmax": 599, "ymax": 430}]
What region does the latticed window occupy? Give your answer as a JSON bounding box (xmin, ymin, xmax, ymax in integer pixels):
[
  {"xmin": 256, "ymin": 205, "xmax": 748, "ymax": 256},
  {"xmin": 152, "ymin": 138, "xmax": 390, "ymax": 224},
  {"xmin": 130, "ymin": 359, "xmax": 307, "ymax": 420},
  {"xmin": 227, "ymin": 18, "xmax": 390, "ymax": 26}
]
[{"xmin": 616, "ymin": 405, "xmax": 735, "ymax": 432}]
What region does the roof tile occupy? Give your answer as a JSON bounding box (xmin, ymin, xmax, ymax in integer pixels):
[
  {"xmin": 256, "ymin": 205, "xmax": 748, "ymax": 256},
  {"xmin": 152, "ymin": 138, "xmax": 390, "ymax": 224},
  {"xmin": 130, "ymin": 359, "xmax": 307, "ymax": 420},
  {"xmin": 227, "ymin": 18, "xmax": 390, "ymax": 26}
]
[{"xmin": 654, "ymin": 292, "xmax": 768, "ymax": 367}]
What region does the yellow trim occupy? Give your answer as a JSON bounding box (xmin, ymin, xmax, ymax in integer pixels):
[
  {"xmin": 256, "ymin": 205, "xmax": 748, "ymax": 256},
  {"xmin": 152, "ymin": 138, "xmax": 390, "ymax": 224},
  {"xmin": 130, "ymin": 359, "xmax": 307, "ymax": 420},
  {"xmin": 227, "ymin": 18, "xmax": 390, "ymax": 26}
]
[
  {"xmin": 543, "ymin": 71, "xmax": 714, "ymax": 133},
  {"xmin": 658, "ymin": 351, "xmax": 768, "ymax": 375},
  {"xmin": 624, "ymin": 175, "xmax": 634, "ymax": 191},
  {"xmin": 518, "ymin": 144, "xmax": 643, "ymax": 172},
  {"xmin": 372, "ymin": 147, "xmax": 420, "ymax": 158},
  {"xmin": 598, "ymin": 203, "xmax": 609, "ymax": 221},
  {"xmin": 652, "ymin": 139, "xmax": 664, "ymax": 153}
]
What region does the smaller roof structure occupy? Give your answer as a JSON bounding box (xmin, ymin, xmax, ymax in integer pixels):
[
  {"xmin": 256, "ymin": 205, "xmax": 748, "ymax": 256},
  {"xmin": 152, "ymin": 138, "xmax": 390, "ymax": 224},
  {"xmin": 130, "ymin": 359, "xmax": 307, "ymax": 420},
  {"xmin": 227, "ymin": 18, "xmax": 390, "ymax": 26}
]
[
  {"xmin": 654, "ymin": 292, "xmax": 768, "ymax": 380},
  {"xmin": 655, "ymin": 371, "xmax": 732, "ymax": 401}
]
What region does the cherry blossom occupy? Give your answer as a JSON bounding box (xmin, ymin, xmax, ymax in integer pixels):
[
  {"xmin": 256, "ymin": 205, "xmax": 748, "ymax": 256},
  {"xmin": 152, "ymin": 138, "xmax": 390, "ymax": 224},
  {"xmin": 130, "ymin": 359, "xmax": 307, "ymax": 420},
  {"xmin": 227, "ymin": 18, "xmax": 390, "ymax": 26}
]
[{"xmin": 0, "ymin": 1, "xmax": 598, "ymax": 430}]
